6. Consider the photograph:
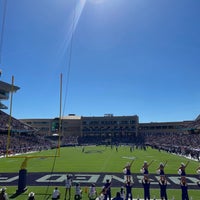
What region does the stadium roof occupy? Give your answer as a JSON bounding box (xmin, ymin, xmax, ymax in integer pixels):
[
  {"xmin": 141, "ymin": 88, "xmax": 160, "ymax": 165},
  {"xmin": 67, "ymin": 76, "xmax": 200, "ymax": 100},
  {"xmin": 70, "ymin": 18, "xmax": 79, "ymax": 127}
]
[
  {"xmin": 196, "ymin": 114, "xmax": 200, "ymax": 121},
  {"xmin": 0, "ymin": 80, "xmax": 20, "ymax": 109},
  {"xmin": 0, "ymin": 80, "xmax": 20, "ymax": 92},
  {"xmin": 0, "ymin": 102, "xmax": 8, "ymax": 109}
]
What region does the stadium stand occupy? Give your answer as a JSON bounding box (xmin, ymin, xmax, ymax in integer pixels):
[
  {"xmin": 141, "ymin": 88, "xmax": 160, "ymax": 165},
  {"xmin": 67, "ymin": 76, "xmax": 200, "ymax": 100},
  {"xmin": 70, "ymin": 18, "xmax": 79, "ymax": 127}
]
[
  {"xmin": 1, "ymin": 77, "xmax": 199, "ymax": 160},
  {"xmin": 184, "ymin": 115, "xmax": 200, "ymax": 134},
  {"xmin": 0, "ymin": 79, "xmax": 56, "ymax": 157},
  {"xmin": 145, "ymin": 132, "xmax": 200, "ymax": 160},
  {"xmin": 0, "ymin": 110, "xmax": 57, "ymax": 157},
  {"xmin": 0, "ymin": 110, "xmax": 36, "ymax": 132}
]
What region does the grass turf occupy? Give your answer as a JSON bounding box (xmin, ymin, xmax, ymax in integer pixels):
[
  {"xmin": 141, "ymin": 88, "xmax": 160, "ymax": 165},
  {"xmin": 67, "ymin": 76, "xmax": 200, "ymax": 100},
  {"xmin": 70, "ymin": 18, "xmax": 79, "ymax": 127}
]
[{"xmin": 0, "ymin": 145, "xmax": 200, "ymax": 199}]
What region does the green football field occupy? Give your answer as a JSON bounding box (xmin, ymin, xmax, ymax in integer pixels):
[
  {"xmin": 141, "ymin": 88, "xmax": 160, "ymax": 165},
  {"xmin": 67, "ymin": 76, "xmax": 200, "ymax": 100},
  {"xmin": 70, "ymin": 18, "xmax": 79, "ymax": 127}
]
[{"xmin": 0, "ymin": 145, "xmax": 200, "ymax": 199}]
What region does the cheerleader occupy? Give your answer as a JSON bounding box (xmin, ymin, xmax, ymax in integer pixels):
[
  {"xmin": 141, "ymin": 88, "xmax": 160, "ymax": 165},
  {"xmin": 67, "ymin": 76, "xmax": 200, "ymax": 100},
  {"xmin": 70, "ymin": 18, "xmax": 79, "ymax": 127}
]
[
  {"xmin": 142, "ymin": 176, "xmax": 151, "ymax": 200},
  {"xmin": 141, "ymin": 160, "xmax": 154, "ymax": 178},
  {"xmin": 123, "ymin": 159, "xmax": 134, "ymax": 182},
  {"xmin": 125, "ymin": 181, "xmax": 133, "ymax": 200},
  {"xmin": 180, "ymin": 179, "xmax": 189, "ymax": 200},
  {"xmin": 178, "ymin": 161, "xmax": 189, "ymax": 182},
  {"xmin": 158, "ymin": 176, "xmax": 168, "ymax": 200},
  {"xmin": 157, "ymin": 161, "xmax": 167, "ymax": 177}
]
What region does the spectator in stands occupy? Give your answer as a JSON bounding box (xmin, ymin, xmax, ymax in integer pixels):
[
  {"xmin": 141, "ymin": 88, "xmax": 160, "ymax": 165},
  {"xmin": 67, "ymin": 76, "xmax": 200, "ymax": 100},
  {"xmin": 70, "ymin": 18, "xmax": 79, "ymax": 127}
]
[
  {"xmin": 0, "ymin": 187, "xmax": 8, "ymax": 200},
  {"xmin": 52, "ymin": 187, "xmax": 60, "ymax": 200},
  {"xmin": 145, "ymin": 132, "xmax": 200, "ymax": 160},
  {"xmin": 64, "ymin": 174, "xmax": 73, "ymax": 200}
]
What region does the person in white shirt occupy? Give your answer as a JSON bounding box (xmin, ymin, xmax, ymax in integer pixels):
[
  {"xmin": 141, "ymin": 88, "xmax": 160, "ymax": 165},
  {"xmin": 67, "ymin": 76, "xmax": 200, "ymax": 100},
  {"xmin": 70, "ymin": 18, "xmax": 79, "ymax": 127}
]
[
  {"xmin": 64, "ymin": 174, "xmax": 73, "ymax": 200},
  {"xmin": 52, "ymin": 187, "xmax": 60, "ymax": 200},
  {"xmin": 0, "ymin": 187, "xmax": 9, "ymax": 200},
  {"xmin": 74, "ymin": 183, "xmax": 82, "ymax": 200},
  {"xmin": 88, "ymin": 183, "xmax": 97, "ymax": 200}
]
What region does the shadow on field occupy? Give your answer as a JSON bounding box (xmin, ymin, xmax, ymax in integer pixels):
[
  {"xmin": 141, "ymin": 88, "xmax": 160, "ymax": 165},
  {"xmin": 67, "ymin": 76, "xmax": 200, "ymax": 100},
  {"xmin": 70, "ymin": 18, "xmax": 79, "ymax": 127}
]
[
  {"xmin": 10, "ymin": 193, "xmax": 51, "ymax": 199},
  {"xmin": 10, "ymin": 192, "xmax": 26, "ymax": 199},
  {"xmin": 84, "ymin": 150, "xmax": 105, "ymax": 153}
]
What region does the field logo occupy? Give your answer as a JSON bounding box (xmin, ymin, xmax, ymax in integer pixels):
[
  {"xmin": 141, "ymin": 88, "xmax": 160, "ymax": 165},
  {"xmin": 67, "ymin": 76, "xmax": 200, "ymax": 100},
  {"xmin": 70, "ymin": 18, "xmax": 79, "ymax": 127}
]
[{"xmin": 0, "ymin": 173, "xmax": 200, "ymax": 189}]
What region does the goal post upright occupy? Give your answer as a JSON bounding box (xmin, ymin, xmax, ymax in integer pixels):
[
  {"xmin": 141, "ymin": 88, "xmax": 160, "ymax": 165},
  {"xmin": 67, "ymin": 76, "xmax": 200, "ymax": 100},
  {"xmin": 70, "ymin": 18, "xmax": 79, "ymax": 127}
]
[
  {"xmin": 6, "ymin": 75, "xmax": 14, "ymax": 157},
  {"xmin": 58, "ymin": 72, "xmax": 62, "ymax": 156}
]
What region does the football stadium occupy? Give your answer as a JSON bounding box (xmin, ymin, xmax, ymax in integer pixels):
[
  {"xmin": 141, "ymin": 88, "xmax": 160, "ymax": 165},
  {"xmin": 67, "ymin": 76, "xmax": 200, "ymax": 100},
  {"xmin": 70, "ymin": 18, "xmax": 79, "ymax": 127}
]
[
  {"xmin": 0, "ymin": 1, "xmax": 200, "ymax": 199},
  {"xmin": 1, "ymin": 77, "xmax": 200, "ymax": 200}
]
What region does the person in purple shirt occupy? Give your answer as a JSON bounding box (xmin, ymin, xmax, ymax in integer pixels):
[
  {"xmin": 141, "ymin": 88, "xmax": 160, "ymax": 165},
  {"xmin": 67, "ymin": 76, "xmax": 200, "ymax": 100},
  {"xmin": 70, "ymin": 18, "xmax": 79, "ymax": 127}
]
[
  {"xmin": 158, "ymin": 176, "xmax": 168, "ymax": 200},
  {"xmin": 125, "ymin": 181, "xmax": 133, "ymax": 200},
  {"xmin": 103, "ymin": 179, "xmax": 112, "ymax": 200},
  {"xmin": 180, "ymin": 179, "xmax": 189, "ymax": 200}
]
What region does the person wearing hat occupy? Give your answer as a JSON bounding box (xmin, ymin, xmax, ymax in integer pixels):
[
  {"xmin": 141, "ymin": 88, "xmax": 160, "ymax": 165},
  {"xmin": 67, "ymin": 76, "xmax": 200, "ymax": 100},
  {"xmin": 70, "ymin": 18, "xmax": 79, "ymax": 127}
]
[
  {"xmin": 28, "ymin": 192, "xmax": 35, "ymax": 200},
  {"xmin": 0, "ymin": 187, "xmax": 8, "ymax": 200}
]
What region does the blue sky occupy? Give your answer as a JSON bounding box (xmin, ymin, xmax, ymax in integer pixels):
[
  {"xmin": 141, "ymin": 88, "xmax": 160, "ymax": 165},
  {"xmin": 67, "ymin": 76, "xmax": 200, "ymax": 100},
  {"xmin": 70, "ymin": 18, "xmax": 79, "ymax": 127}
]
[{"xmin": 0, "ymin": 0, "xmax": 200, "ymax": 123}]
